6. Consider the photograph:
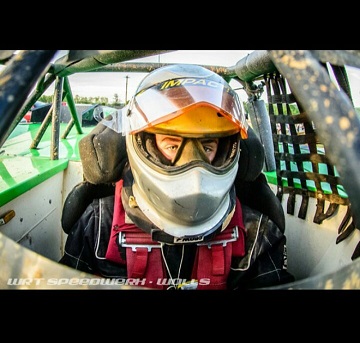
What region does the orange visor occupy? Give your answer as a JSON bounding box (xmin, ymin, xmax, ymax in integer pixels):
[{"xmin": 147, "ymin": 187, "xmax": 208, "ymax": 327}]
[{"xmin": 124, "ymin": 77, "xmax": 248, "ymax": 139}]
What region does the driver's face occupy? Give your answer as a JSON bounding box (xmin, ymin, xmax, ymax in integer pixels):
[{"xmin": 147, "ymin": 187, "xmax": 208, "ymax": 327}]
[{"xmin": 155, "ymin": 134, "xmax": 219, "ymax": 164}]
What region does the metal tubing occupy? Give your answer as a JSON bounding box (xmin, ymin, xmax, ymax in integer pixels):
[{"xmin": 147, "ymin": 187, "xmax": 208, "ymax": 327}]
[
  {"xmin": 247, "ymin": 99, "xmax": 276, "ymax": 171},
  {"xmin": 0, "ymin": 50, "xmax": 57, "ymax": 148},
  {"xmin": 63, "ymin": 76, "xmax": 83, "ymax": 135},
  {"xmin": 50, "ymin": 77, "xmax": 63, "ymax": 160}
]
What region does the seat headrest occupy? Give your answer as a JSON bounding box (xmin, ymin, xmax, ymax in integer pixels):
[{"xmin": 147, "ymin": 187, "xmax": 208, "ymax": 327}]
[
  {"xmin": 79, "ymin": 123, "xmax": 127, "ymax": 184},
  {"xmin": 237, "ymin": 126, "xmax": 265, "ymax": 182}
]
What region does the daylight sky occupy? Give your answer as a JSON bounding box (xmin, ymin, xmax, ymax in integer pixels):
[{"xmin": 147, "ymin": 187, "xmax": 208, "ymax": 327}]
[
  {"xmin": 47, "ymin": 50, "xmax": 360, "ymax": 108},
  {"xmin": 46, "ymin": 50, "xmax": 255, "ymax": 104},
  {"xmin": 1, "ymin": 50, "xmax": 360, "ymax": 107}
]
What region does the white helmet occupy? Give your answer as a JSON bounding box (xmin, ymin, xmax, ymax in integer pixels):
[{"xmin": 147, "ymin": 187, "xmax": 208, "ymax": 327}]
[{"xmin": 122, "ymin": 64, "xmax": 248, "ymax": 243}]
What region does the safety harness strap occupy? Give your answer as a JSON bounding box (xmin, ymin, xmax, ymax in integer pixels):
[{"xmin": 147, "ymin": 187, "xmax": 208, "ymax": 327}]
[
  {"xmin": 127, "ymin": 247, "xmax": 148, "ymax": 278},
  {"xmin": 120, "ymin": 230, "xmax": 164, "ymax": 284},
  {"xmin": 193, "ymin": 222, "xmax": 245, "ymax": 290},
  {"xmin": 194, "ymin": 244, "xmax": 230, "ymax": 290},
  {"xmin": 126, "ymin": 246, "xmax": 165, "ymax": 289}
]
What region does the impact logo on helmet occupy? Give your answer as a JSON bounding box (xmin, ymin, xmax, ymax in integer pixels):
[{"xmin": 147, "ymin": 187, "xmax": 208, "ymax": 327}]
[{"xmin": 159, "ymin": 78, "xmax": 230, "ymax": 92}]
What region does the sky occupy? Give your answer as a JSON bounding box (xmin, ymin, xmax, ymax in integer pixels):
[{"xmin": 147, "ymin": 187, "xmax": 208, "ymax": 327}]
[
  {"xmin": 1, "ymin": 50, "xmax": 360, "ymax": 107},
  {"xmin": 44, "ymin": 50, "xmax": 360, "ymax": 108},
  {"xmin": 46, "ymin": 50, "xmax": 255, "ymax": 104}
]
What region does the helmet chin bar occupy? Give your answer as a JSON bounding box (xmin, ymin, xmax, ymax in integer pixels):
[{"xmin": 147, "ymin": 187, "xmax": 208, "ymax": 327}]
[
  {"xmin": 121, "ymin": 167, "xmax": 238, "ymax": 244},
  {"xmin": 151, "ymin": 189, "xmax": 237, "ymax": 244},
  {"xmin": 132, "ymin": 181, "xmax": 231, "ymax": 238}
]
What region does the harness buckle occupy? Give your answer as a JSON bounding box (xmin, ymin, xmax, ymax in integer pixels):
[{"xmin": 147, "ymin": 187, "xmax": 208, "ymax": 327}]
[
  {"xmin": 197, "ymin": 226, "xmax": 239, "ymax": 249},
  {"xmin": 119, "ymin": 231, "xmax": 161, "ymax": 252}
]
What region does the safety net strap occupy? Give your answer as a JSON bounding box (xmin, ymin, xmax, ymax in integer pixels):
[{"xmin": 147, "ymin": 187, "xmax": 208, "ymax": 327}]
[{"xmin": 263, "ymin": 70, "xmax": 359, "ymax": 259}]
